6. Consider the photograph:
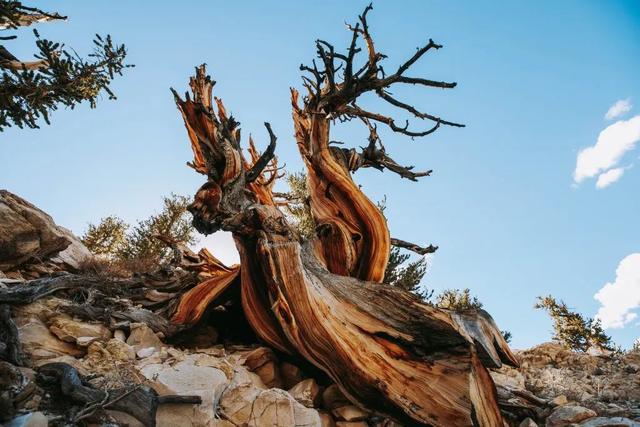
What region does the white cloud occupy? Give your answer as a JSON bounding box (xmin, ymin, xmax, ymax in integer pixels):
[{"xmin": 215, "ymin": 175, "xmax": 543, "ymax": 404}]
[
  {"xmin": 595, "ymin": 167, "xmax": 625, "ymax": 189},
  {"xmin": 605, "ymin": 98, "xmax": 632, "ymax": 120},
  {"xmin": 594, "ymin": 253, "xmax": 640, "ymax": 329},
  {"xmin": 574, "ymin": 115, "xmax": 640, "ymax": 184}
]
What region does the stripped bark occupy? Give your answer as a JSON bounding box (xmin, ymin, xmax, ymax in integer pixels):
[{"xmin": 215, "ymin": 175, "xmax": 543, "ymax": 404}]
[{"xmin": 170, "ymin": 6, "xmax": 518, "ymax": 422}]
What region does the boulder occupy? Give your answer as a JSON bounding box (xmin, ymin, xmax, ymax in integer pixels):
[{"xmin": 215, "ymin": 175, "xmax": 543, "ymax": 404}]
[
  {"xmin": 139, "ymin": 354, "xmax": 230, "ymax": 427},
  {"xmin": 247, "ymin": 388, "xmax": 321, "ymax": 427},
  {"xmin": 0, "ymin": 190, "xmax": 89, "ymax": 271},
  {"xmin": 289, "ymin": 378, "xmax": 321, "ymax": 408},
  {"xmin": 219, "ymin": 365, "xmax": 320, "ymax": 427},
  {"xmin": 546, "ymin": 406, "xmax": 597, "ymax": 427}
]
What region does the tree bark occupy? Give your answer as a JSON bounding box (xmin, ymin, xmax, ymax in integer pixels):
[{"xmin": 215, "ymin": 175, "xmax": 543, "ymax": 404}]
[{"xmin": 171, "ymin": 6, "xmax": 517, "ymax": 425}]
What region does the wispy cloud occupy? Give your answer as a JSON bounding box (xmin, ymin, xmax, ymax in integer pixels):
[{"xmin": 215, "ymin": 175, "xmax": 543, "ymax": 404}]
[
  {"xmin": 605, "ymin": 98, "xmax": 632, "ymax": 120},
  {"xmin": 595, "ymin": 167, "xmax": 625, "ymax": 189},
  {"xmin": 594, "ymin": 253, "xmax": 640, "ymax": 329},
  {"xmin": 574, "ymin": 115, "xmax": 640, "ymax": 187}
]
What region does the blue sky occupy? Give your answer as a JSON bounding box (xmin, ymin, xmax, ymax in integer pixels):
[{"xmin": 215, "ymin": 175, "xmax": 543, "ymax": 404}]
[{"xmin": 1, "ymin": 1, "xmax": 639, "ymax": 349}]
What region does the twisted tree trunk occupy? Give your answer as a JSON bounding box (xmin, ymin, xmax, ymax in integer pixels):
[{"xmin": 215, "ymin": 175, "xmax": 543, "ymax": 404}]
[{"xmin": 171, "ymin": 6, "xmax": 516, "ymax": 426}]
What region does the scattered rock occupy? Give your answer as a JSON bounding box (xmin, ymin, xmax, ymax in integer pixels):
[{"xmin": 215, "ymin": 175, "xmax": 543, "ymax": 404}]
[
  {"xmin": 244, "ymin": 347, "xmax": 282, "ymax": 388},
  {"xmin": 546, "ymin": 405, "xmax": 597, "ymax": 427},
  {"xmin": 48, "ymin": 314, "xmax": 111, "ymax": 344},
  {"xmin": 183, "ymin": 324, "xmax": 219, "ymax": 348},
  {"xmin": 332, "ymin": 405, "xmax": 369, "ymax": 422},
  {"xmin": 126, "ymin": 323, "xmax": 164, "ymax": 352},
  {"xmin": 578, "ymin": 417, "xmax": 640, "ymax": 426},
  {"xmin": 322, "ymin": 384, "xmax": 350, "ymax": 410},
  {"xmin": 520, "ymin": 418, "xmax": 539, "ymax": 427},
  {"xmin": 15, "ymin": 307, "xmax": 84, "ymax": 361},
  {"xmin": 319, "ymin": 411, "xmax": 337, "ymax": 427},
  {"xmin": 140, "ymin": 355, "xmax": 230, "ymax": 427},
  {"xmin": 289, "ymin": 378, "xmax": 321, "ymax": 408},
  {"xmin": 114, "ymin": 329, "xmax": 126, "ymax": 342},
  {"xmin": 550, "ymin": 395, "xmax": 569, "ymax": 406},
  {"xmin": 4, "ymin": 412, "xmax": 48, "ymax": 427},
  {"xmin": 281, "ymin": 361, "xmax": 304, "ymax": 388},
  {"xmin": 219, "ymin": 364, "xmax": 320, "ymax": 427},
  {"xmin": 136, "ymin": 346, "xmax": 157, "ymax": 359},
  {"xmin": 247, "ymin": 388, "xmax": 321, "ymax": 427}
]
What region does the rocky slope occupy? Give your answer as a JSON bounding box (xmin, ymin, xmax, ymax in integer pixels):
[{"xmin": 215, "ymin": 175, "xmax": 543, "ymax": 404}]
[
  {"xmin": 1, "ymin": 190, "xmax": 638, "ymax": 427},
  {"xmin": 493, "ymin": 343, "xmax": 640, "ymax": 426}
]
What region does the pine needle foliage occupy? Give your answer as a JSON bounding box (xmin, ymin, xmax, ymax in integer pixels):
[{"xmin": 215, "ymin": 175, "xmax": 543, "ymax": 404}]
[
  {"xmin": 535, "ymin": 295, "xmax": 615, "ymax": 352},
  {"xmin": 435, "ymin": 288, "xmax": 484, "ymax": 311},
  {"xmin": 0, "ymin": 1, "xmax": 131, "ymax": 131},
  {"xmin": 82, "ymin": 194, "xmax": 195, "ymax": 264}
]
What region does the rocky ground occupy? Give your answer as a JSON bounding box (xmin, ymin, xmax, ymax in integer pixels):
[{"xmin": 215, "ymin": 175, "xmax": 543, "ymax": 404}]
[{"xmin": 1, "ymin": 190, "xmax": 639, "ymax": 427}]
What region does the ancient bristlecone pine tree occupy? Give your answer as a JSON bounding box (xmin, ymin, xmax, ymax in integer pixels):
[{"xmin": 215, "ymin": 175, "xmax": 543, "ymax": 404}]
[{"xmin": 171, "ymin": 6, "xmax": 517, "ymax": 426}]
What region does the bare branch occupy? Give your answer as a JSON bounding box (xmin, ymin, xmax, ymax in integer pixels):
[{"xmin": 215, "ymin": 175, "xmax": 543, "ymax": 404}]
[
  {"xmin": 396, "ymin": 38, "xmax": 442, "ymax": 76},
  {"xmin": 394, "ymin": 76, "xmax": 457, "ymax": 89},
  {"xmin": 343, "ymin": 105, "xmax": 443, "ymax": 137},
  {"xmin": 245, "ymin": 122, "xmax": 277, "ymax": 183},
  {"xmin": 391, "ymin": 237, "xmax": 438, "ymax": 255},
  {"xmin": 376, "ymin": 89, "xmax": 465, "ymax": 128}
]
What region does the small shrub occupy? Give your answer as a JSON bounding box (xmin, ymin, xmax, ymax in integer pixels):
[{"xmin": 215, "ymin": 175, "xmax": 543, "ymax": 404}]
[
  {"xmin": 82, "ymin": 193, "xmax": 195, "ymax": 273},
  {"xmin": 436, "ymin": 288, "xmax": 483, "ymax": 311},
  {"xmin": 535, "ymin": 295, "xmax": 615, "ymax": 352}
]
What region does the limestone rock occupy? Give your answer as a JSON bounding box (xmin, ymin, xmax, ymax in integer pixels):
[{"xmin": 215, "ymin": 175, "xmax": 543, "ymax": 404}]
[
  {"xmin": 139, "ymin": 354, "xmax": 230, "ymax": 427},
  {"xmin": 492, "ymin": 367, "xmax": 526, "ymax": 389},
  {"xmin": 281, "ymin": 361, "xmax": 304, "ymax": 388},
  {"xmin": 332, "ymin": 405, "xmax": 369, "ymax": 422},
  {"xmin": 520, "ymin": 418, "xmax": 539, "ymax": 427},
  {"xmin": 48, "ymin": 315, "xmax": 111, "ymax": 344},
  {"xmin": 550, "ymin": 395, "xmax": 569, "ymax": 406},
  {"xmin": 0, "ymin": 190, "xmax": 89, "ymax": 271},
  {"xmin": 136, "ymin": 347, "xmax": 157, "ymax": 359},
  {"xmin": 126, "ymin": 323, "xmax": 164, "ymax": 352},
  {"xmin": 319, "ymin": 411, "xmax": 337, "ymax": 427},
  {"xmin": 289, "ymin": 378, "xmax": 321, "ymax": 408},
  {"xmin": 114, "ymin": 329, "xmax": 127, "ymax": 342},
  {"xmin": 14, "ymin": 307, "xmax": 83, "ymax": 361},
  {"xmin": 322, "ymin": 384, "xmax": 350, "ymax": 411},
  {"xmin": 546, "ymin": 405, "xmax": 597, "ymax": 427},
  {"xmin": 49, "ymin": 238, "xmax": 91, "ymax": 271},
  {"xmin": 244, "ymin": 347, "xmax": 282, "ymax": 388},
  {"xmin": 578, "ymin": 417, "xmax": 640, "ymax": 426},
  {"xmin": 4, "ymin": 412, "xmax": 48, "ymax": 427},
  {"xmin": 220, "ymin": 365, "xmax": 320, "ymax": 427},
  {"xmin": 335, "ymin": 422, "xmax": 368, "ymax": 427}
]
